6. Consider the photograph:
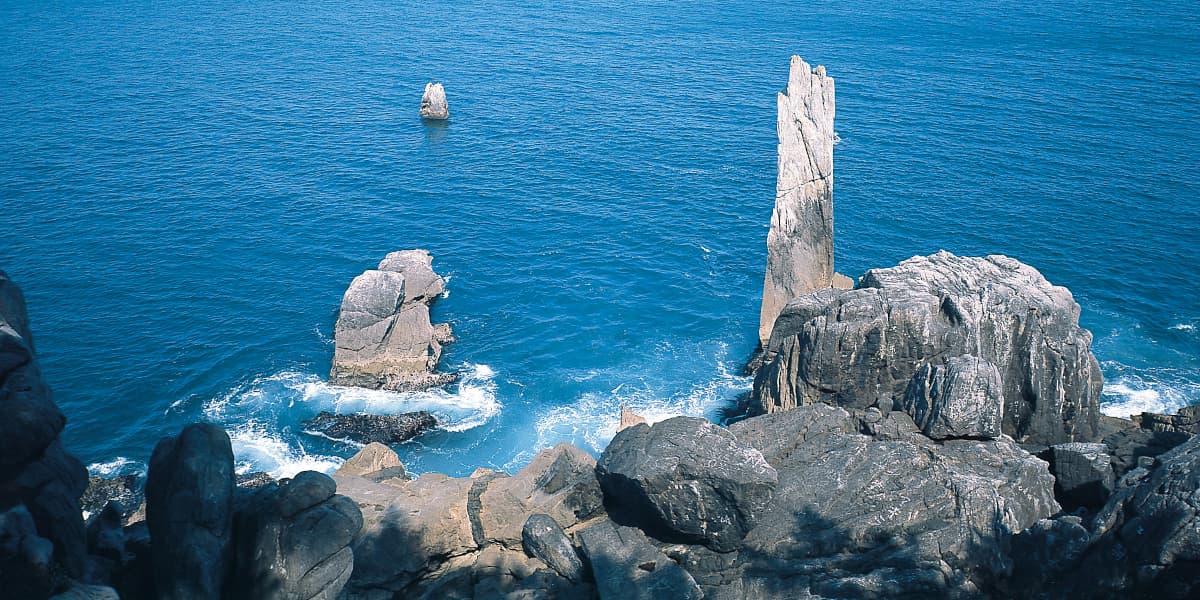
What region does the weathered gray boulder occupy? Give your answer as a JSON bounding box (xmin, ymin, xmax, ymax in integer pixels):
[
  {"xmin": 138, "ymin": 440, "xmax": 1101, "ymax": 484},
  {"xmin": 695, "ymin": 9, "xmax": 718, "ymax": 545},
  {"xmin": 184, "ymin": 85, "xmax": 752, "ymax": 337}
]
[
  {"xmin": 596, "ymin": 416, "xmax": 777, "ymax": 552},
  {"xmin": 902, "ymin": 355, "xmax": 1004, "ymax": 439},
  {"xmin": 229, "ymin": 471, "xmax": 363, "ymax": 600},
  {"xmin": 758, "ymin": 56, "xmax": 836, "ymax": 346},
  {"xmin": 337, "ymin": 471, "xmax": 477, "ymax": 596},
  {"xmin": 577, "ymin": 519, "xmax": 703, "ymax": 600},
  {"xmin": 477, "ymin": 442, "xmax": 603, "ymax": 548},
  {"xmin": 521, "ymin": 513, "xmax": 584, "ymax": 583},
  {"xmin": 753, "ymin": 251, "xmax": 1104, "ymax": 446},
  {"xmin": 329, "ymin": 250, "xmax": 456, "ymax": 391},
  {"xmin": 728, "ymin": 404, "xmax": 1059, "ymax": 597},
  {"xmin": 303, "ymin": 410, "xmax": 437, "ymax": 445},
  {"xmin": 419, "ymin": 82, "xmax": 449, "ymax": 120},
  {"xmin": 145, "ymin": 423, "xmax": 235, "ymax": 600},
  {"xmin": 335, "ymin": 442, "xmax": 406, "ymax": 479},
  {"xmin": 1048, "ymin": 442, "xmax": 1115, "ymax": 510}
]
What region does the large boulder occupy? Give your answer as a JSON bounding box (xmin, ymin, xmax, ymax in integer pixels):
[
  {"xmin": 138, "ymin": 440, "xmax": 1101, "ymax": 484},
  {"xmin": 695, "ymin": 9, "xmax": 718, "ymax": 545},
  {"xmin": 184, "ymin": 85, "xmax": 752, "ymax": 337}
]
[
  {"xmin": 229, "ymin": 471, "xmax": 363, "ymax": 600},
  {"xmin": 758, "ymin": 56, "xmax": 836, "ymax": 346},
  {"xmin": 0, "ymin": 504, "xmax": 56, "ymax": 599},
  {"xmin": 329, "ymin": 250, "xmax": 456, "ymax": 391},
  {"xmin": 145, "ymin": 423, "xmax": 235, "ymax": 600},
  {"xmin": 753, "ymin": 251, "xmax": 1104, "ymax": 446},
  {"xmin": 728, "ymin": 404, "xmax": 1059, "ymax": 598},
  {"xmin": 335, "ymin": 442, "xmax": 406, "ymax": 480},
  {"xmin": 577, "ymin": 519, "xmax": 703, "ymax": 600},
  {"xmin": 303, "ymin": 410, "xmax": 437, "ymax": 445},
  {"xmin": 596, "ymin": 416, "xmax": 777, "ymax": 552},
  {"xmin": 521, "ymin": 513, "xmax": 584, "ymax": 583},
  {"xmin": 1047, "ymin": 442, "xmax": 1115, "ymax": 511}
]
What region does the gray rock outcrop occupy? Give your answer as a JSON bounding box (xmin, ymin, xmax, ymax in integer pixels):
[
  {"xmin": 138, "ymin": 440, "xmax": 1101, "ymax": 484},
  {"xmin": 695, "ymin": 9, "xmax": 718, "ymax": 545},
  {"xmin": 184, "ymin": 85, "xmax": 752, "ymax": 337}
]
[
  {"xmin": 1048, "ymin": 442, "xmax": 1115, "ymax": 510},
  {"xmin": 0, "ymin": 272, "xmax": 89, "ymax": 587},
  {"xmin": 419, "ymin": 83, "xmax": 449, "ymax": 120},
  {"xmin": 753, "ymin": 251, "xmax": 1104, "ymax": 446},
  {"xmin": 596, "ymin": 416, "xmax": 777, "ymax": 552},
  {"xmin": 329, "ymin": 250, "xmax": 455, "ymax": 392},
  {"xmin": 335, "ymin": 442, "xmax": 406, "ymax": 480},
  {"xmin": 758, "ymin": 56, "xmax": 836, "ymax": 346},
  {"xmin": 577, "ymin": 519, "xmax": 703, "ymax": 600},
  {"xmin": 303, "ymin": 410, "xmax": 437, "ymax": 445},
  {"xmin": 145, "ymin": 423, "xmax": 235, "ymax": 600},
  {"xmin": 902, "ymin": 355, "xmax": 1004, "ymax": 440},
  {"xmin": 728, "ymin": 404, "xmax": 1059, "ymax": 598},
  {"xmin": 521, "ymin": 513, "xmax": 584, "ymax": 583},
  {"xmin": 229, "ymin": 471, "xmax": 363, "ymax": 600}
]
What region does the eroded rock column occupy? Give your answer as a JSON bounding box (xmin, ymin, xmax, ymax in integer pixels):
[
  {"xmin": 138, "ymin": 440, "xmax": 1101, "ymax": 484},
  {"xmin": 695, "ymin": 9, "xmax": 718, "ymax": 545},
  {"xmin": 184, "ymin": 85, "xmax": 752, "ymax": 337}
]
[{"xmin": 758, "ymin": 56, "xmax": 836, "ymax": 347}]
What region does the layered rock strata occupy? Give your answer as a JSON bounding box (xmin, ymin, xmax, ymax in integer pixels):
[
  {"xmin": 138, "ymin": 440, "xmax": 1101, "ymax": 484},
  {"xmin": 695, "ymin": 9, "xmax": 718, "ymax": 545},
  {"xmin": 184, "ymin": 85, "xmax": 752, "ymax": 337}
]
[
  {"xmin": 419, "ymin": 83, "xmax": 449, "ymax": 120},
  {"xmin": 329, "ymin": 250, "xmax": 455, "ymax": 391},
  {"xmin": 754, "ymin": 251, "xmax": 1104, "ymax": 446},
  {"xmin": 758, "ymin": 56, "xmax": 836, "ymax": 347}
]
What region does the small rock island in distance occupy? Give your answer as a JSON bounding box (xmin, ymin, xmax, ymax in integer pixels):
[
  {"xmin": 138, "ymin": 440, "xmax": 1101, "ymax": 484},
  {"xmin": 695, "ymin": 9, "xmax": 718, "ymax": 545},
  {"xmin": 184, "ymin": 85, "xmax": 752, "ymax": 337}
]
[{"xmin": 2, "ymin": 56, "xmax": 1198, "ymax": 600}]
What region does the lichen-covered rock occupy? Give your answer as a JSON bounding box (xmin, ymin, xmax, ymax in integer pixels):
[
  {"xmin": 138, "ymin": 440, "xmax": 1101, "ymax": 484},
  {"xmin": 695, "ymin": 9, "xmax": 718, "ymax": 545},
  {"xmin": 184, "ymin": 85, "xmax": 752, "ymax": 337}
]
[
  {"xmin": 577, "ymin": 519, "xmax": 703, "ymax": 600},
  {"xmin": 521, "ymin": 513, "xmax": 584, "ymax": 583},
  {"xmin": 229, "ymin": 471, "xmax": 362, "ymax": 600},
  {"xmin": 596, "ymin": 416, "xmax": 777, "ymax": 552},
  {"xmin": 758, "ymin": 56, "xmax": 836, "ymax": 346},
  {"xmin": 329, "ymin": 250, "xmax": 456, "ymax": 391},
  {"xmin": 145, "ymin": 423, "xmax": 235, "ymax": 600},
  {"xmin": 729, "ymin": 404, "xmax": 1059, "ymax": 597},
  {"xmin": 903, "ymin": 355, "xmax": 1004, "ymax": 439},
  {"xmin": 419, "ymin": 83, "xmax": 449, "ymax": 120},
  {"xmin": 753, "ymin": 251, "xmax": 1104, "ymax": 446}
]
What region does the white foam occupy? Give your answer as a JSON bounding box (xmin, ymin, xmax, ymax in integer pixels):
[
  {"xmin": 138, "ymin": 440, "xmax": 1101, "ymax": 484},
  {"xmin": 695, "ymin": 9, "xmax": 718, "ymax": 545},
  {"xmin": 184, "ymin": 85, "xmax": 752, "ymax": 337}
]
[
  {"xmin": 87, "ymin": 457, "xmax": 144, "ymax": 478},
  {"xmin": 1170, "ymin": 323, "xmax": 1194, "ymax": 331},
  {"xmin": 292, "ymin": 363, "xmax": 500, "ymax": 432},
  {"xmin": 1101, "ymin": 383, "xmax": 1171, "ymax": 418},
  {"xmin": 227, "ymin": 422, "xmax": 343, "ymax": 479}
]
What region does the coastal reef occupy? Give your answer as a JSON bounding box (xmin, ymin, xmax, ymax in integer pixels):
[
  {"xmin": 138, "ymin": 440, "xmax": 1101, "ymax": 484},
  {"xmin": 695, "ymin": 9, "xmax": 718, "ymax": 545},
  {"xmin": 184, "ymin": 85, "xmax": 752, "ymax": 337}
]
[{"xmin": 5, "ymin": 56, "xmax": 1199, "ymax": 599}]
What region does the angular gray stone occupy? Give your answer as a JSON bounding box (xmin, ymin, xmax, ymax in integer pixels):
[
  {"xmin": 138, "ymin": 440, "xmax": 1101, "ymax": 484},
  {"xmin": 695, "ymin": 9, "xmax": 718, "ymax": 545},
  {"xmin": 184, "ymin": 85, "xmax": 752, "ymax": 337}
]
[
  {"xmin": 145, "ymin": 423, "xmax": 235, "ymax": 600},
  {"xmin": 1049, "ymin": 442, "xmax": 1115, "ymax": 510},
  {"xmin": 229, "ymin": 471, "xmax": 363, "ymax": 600},
  {"xmin": 903, "ymin": 355, "xmax": 1004, "ymax": 439},
  {"xmin": 596, "ymin": 416, "xmax": 777, "ymax": 552},
  {"xmin": 329, "ymin": 250, "xmax": 456, "ymax": 391},
  {"xmin": 521, "ymin": 513, "xmax": 584, "ymax": 583},
  {"xmin": 730, "ymin": 405, "xmax": 1059, "ymax": 597},
  {"xmin": 759, "ymin": 56, "xmax": 836, "ymax": 346},
  {"xmin": 753, "ymin": 251, "xmax": 1104, "ymax": 446},
  {"xmin": 477, "ymin": 442, "xmax": 603, "ymax": 548},
  {"xmin": 419, "ymin": 82, "xmax": 449, "ymax": 120},
  {"xmin": 335, "ymin": 442, "xmax": 405, "ymax": 479},
  {"xmin": 577, "ymin": 519, "xmax": 703, "ymax": 600}
]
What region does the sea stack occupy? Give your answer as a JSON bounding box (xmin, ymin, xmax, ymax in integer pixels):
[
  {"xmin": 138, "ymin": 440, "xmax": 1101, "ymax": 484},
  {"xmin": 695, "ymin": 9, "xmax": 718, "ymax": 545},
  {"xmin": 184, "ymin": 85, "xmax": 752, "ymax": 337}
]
[
  {"xmin": 419, "ymin": 82, "xmax": 449, "ymax": 120},
  {"xmin": 329, "ymin": 249, "xmax": 456, "ymax": 391},
  {"xmin": 758, "ymin": 56, "xmax": 836, "ymax": 347}
]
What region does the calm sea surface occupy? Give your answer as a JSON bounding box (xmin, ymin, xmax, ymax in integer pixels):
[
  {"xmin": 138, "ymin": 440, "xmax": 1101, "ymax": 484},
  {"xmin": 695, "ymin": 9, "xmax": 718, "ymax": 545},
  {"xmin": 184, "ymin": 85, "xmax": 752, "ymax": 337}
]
[{"xmin": 2, "ymin": 0, "xmax": 1198, "ymax": 477}]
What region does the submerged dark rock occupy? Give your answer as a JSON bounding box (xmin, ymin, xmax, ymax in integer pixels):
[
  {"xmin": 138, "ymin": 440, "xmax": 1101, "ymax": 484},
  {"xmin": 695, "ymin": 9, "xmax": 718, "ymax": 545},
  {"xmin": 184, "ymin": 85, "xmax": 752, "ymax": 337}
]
[
  {"xmin": 80, "ymin": 475, "xmax": 142, "ymax": 521},
  {"xmin": 303, "ymin": 410, "xmax": 437, "ymax": 444}
]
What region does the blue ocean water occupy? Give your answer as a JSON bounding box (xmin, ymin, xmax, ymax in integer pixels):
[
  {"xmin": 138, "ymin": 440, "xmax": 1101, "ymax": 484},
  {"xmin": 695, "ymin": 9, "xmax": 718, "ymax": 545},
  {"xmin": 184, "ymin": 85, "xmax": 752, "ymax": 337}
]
[{"xmin": 2, "ymin": 0, "xmax": 1198, "ymax": 479}]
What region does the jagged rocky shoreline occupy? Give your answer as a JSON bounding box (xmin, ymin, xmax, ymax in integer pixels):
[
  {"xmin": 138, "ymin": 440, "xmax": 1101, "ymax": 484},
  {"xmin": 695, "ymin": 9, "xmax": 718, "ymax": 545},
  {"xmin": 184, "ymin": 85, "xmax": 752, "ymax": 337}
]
[{"xmin": 3, "ymin": 56, "xmax": 1199, "ymax": 599}]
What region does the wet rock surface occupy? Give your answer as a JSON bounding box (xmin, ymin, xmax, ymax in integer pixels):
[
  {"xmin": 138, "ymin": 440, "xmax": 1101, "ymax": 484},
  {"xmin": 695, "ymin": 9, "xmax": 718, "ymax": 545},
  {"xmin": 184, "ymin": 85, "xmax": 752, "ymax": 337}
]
[{"xmin": 303, "ymin": 410, "xmax": 437, "ymax": 445}]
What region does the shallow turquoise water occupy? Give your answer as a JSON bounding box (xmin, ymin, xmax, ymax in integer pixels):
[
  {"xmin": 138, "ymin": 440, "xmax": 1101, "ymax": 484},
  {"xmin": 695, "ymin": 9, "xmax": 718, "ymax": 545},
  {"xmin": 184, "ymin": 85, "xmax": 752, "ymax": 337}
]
[{"xmin": 2, "ymin": 0, "xmax": 1198, "ymax": 477}]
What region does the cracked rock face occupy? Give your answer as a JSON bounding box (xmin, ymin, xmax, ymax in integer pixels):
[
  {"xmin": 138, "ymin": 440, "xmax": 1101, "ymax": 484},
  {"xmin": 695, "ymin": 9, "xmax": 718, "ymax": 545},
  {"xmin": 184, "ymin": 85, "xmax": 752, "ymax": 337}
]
[
  {"xmin": 753, "ymin": 251, "xmax": 1104, "ymax": 446},
  {"xmin": 329, "ymin": 250, "xmax": 456, "ymax": 392},
  {"xmin": 759, "ymin": 56, "xmax": 836, "ymax": 346},
  {"xmin": 596, "ymin": 416, "xmax": 777, "ymax": 552}
]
